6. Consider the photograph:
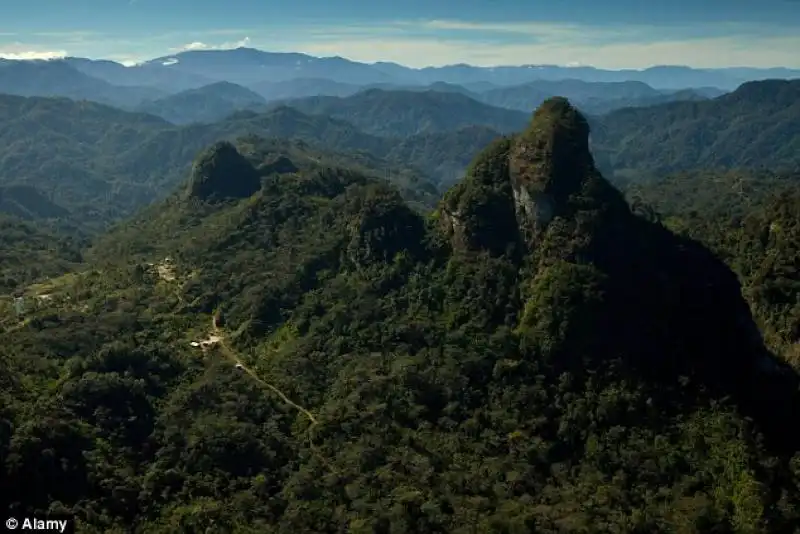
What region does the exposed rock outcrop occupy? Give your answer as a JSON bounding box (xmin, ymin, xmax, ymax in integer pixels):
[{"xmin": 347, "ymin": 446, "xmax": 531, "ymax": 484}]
[{"xmin": 439, "ymin": 97, "xmax": 626, "ymax": 256}]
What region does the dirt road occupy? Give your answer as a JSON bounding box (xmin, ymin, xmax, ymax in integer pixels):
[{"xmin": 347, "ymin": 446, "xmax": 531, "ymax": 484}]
[
  {"xmin": 209, "ymin": 314, "xmax": 339, "ymax": 472},
  {"xmin": 210, "ymin": 314, "xmax": 319, "ymax": 426}
]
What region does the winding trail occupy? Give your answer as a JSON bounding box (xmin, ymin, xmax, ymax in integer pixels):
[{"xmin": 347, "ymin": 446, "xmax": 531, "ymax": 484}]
[
  {"xmin": 210, "ymin": 314, "xmax": 339, "ymax": 474},
  {"xmin": 211, "ymin": 314, "xmax": 318, "ymax": 424}
]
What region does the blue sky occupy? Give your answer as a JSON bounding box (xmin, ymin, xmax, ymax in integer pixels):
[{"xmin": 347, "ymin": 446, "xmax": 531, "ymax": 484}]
[{"xmin": 1, "ymin": 0, "xmax": 799, "ymax": 68}]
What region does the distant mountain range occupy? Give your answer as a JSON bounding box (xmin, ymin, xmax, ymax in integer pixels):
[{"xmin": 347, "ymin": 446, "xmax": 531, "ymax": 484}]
[
  {"xmin": 0, "ymin": 47, "xmax": 796, "ymax": 111},
  {"xmin": 0, "ymin": 59, "xmax": 164, "ymax": 108},
  {"xmin": 126, "ymin": 48, "xmax": 799, "ymax": 90},
  {"xmin": 0, "ymin": 50, "xmax": 754, "ymax": 127},
  {"xmin": 126, "ymin": 77, "xmax": 725, "ymax": 126}
]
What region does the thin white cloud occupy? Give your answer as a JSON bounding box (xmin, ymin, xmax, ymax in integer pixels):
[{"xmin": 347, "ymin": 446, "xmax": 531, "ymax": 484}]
[
  {"xmin": 0, "ymin": 42, "xmax": 67, "ymax": 60},
  {"xmin": 0, "ymin": 51, "xmax": 66, "ymax": 60},
  {"xmin": 411, "ymin": 19, "xmax": 688, "ymax": 45},
  {"xmin": 172, "ymin": 36, "xmax": 251, "ymax": 53},
  {"xmin": 181, "ymin": 41, "xmax": 209, "ymax": 51},
  {"xmin": 415, "ymin": 19, "xmax": 763, "ymax": 35}
]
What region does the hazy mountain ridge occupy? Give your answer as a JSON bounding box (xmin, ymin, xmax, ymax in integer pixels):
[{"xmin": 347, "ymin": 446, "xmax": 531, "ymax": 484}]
[
  {"xmin": 276, "ymin": 89, "xmax": 531, "ymax": 136},
  {"xmin": 63, "ymin": 56, "xmax": 216, "ymax": 91},
  {"xmin": 136, "ymin": 81, "xmax": 268, "ymax": 124},
  {"xmin": 592, "ymin": 79, "xmax": 800, "ymax": 179},
  {"xmin": 4, "ymin": 48, "xmax": 796, "ymax": 112},
  {"xmin": 11, "ymin": 49, "xmax": 791, "ymax": 129},
  {"xmin": 142, "ymin": 48, "xmax": 800, "ymax": 89},
  {"xmin": 0, "ymin": 59, "xmax": 164, "ymax": 108},
  {"xmin": 477, "ymin": 78, "xmax": 696, "ymax": 114}
]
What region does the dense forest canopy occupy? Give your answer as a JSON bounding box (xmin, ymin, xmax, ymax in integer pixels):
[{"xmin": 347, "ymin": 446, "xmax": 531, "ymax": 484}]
[
  {"xmin": 624, "ymin": 169, "xmax": 800, "ymax": 364},
  {"xmin": 1, "ymin": 92, "xmax": 800, "ymax": 533}
]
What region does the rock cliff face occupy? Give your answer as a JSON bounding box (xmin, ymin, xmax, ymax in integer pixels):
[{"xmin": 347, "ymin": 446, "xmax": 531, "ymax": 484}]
[{"xmin": 509, "ymin": 97, "xmax": 596, "ymax": 237}]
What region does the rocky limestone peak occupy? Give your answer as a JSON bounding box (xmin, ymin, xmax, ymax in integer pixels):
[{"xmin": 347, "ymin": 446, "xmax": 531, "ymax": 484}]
[
  {"xmin": 186, "ymin": 141, "xmax": 261, "ymax": 202},
  {"xmin": 509, "ymin": 97, "xmax": 596, "ymax": 236},
  {"xmin": 439, "ymin": 97, "xmax": 622, "ymax": 256}
]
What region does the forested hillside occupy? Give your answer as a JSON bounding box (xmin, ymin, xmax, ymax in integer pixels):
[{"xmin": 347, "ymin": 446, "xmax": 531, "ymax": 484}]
[
  {"xmin": 625, "ymin": 169, "xmax": 800, "ymax": 363},
  {"xmin": 592, "ymin": 80, "xmax": 800, "ymax": 179},
  {"xmin": 3, "ymin": 98, "xmax": 800, "ymax": 532},
  {"xmin": 0, "ymin": 96, "xmax": 453, "ymax": 230},
  {"xmin": 279, "ymin": 89, "xmax": 530, "ymax": 136},
  {"xmin": 0, "ymin": 95, "xmax": 177, "ymax": 229},
  {"xmin": 477, "ymin": 79, "xmax": 713, "ymax": 115},
  {"xmin": 385, "ymin": 125, "xmax": 504, "ymax": 188},
  {"xmin": 136, "ymin": 82, "xmax": 268, "ymax": 124},
  {"xmin": 0, "ymin": 215, "xmax": 84, "ymax": 294}
]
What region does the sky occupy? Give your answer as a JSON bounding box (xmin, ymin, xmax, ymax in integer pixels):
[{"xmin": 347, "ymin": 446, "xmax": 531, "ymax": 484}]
[{"xmin": 1, "ymin": 0, "xmax": 799, "ymax": 69}]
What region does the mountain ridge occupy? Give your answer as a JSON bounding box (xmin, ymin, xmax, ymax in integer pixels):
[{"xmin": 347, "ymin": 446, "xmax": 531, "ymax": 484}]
[
  {"xmin": 0, "ymin": 59, "xmax": 164, "ymax": 108},
  {"xmin": 11, "ymin": 49, "xmax": 800, "ymax": 94},
  {"xmin": 278, "ymin": 89, "xmax": 530, "ymax": 137},
  {"xmin": 136, "ymin": 81, "xmax": 267, "ymax": 124},
  {"xmin": 0, "ymin": 94, "xmax": 451, "ymax": 228},
  {"xmin": 146, "ymin": 48, "xmax": 799, "ymax": 89},
  {"xmin": 592, "ymin": 78, "xmax": 800, "ymax": 179}
]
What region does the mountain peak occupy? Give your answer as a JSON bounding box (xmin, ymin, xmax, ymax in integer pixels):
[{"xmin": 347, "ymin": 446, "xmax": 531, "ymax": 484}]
[
  {"xmin": 529, "ymin": 96, "xmax": 590, "ymax": 132},
  {"xmin": 516, "ymin": 96, "xmax": 592, "ymax": 171},
  {"xmin": 186, "ymin": 141, "xmax": 261, "ymax": 202},
  {"xmin": 509, "ymin": 97, "xmax": 596, "ymax": 233},
  {"xmin": 439, "ymin": 97, "xmax": 623, "ymax": 256}
]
